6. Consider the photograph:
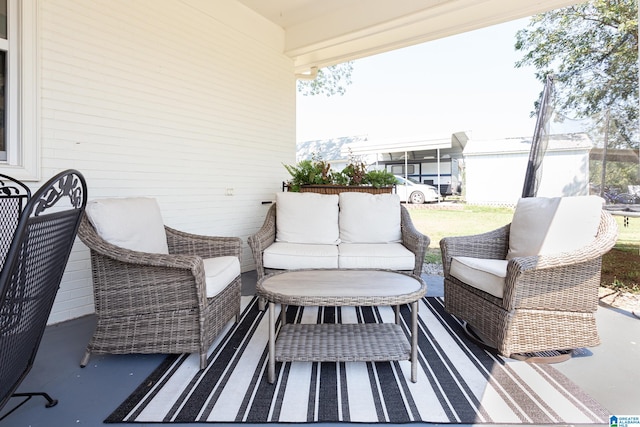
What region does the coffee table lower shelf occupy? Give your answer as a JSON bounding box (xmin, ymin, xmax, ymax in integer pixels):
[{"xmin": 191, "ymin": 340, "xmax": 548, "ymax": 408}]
[{"xmin": 275, "ymin": 323, "xmax": 411, "ymax": 362}]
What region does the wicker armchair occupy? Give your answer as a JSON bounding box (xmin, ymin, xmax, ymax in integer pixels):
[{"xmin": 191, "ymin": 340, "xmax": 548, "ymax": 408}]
[
  {"xmin": 440, "ymin": 203, "xmax": 618, "ymax": 359},
  {"xmin": 78, "ymin": 200, "xmax": 242, "ymax": 370}
]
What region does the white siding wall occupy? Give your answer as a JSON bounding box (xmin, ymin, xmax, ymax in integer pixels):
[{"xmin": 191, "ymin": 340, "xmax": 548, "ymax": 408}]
[
  {"xmin": 464, "ymin": 149, "xmax": 589, "ymax": 205},
  {"xmin": 37, "ymin": 0, "xmax": 296, "ymax": 323},
  {"xmin": 536, "ymin": 150, "xmax": 590, "ymax": 197},
  {"xmin": 464, "ymin": 152, "xmax": 528, "ymax": 205}
]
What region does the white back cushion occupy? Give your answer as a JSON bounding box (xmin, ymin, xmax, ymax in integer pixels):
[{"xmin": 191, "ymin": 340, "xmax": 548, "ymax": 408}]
[
  {"xmin": 86, "ymin": 197, "xmax": 169, "ymax": 254},
  {"xmin": 275, "ymin": 192, "xmax": 340, "ymax": 244},
  {"xmin": 507, "ymin": 196, "xmax": 603, "ymax": 259},
  {"xmin": 339, "ymin": 192, "xmax": 402, "ymax": 243}
]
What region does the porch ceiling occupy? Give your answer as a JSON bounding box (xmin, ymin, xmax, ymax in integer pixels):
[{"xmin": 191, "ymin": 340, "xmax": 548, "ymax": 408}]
[{"xmin": 236, "ymin": 0, "xmax": 582, "ymax": 73}]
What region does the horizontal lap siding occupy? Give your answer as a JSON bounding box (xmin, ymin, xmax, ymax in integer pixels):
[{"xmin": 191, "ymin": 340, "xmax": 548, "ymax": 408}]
[{"xmin": 39, "ymin": 0, "xmax": 295, "ymax": 323}]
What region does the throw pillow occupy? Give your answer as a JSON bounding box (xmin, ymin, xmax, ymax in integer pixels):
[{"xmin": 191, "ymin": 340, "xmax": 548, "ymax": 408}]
[{"xmin": 85, "ymin": 197, "xmax": 169, "ymax": 254}]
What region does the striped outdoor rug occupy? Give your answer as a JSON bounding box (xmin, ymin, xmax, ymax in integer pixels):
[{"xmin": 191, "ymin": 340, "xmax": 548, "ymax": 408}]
[{"xmin": 106, "ymin": 296, "xmax": 608, "ymax": 424}]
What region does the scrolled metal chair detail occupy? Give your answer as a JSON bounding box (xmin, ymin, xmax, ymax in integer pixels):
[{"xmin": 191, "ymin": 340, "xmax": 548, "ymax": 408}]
[
  {"xmin": 32, "ymin": 172, "xmax": 85, "ymax": 215},
  {"xmin": 0, "ymin": 170, "xmax": 87, "ymax": 421}
]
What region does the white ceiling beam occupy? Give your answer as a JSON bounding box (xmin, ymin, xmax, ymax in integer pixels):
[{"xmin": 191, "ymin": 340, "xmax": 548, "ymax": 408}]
[{"xmin": 283, "ymin": 0, "xmax": 583, "ymax": 72}]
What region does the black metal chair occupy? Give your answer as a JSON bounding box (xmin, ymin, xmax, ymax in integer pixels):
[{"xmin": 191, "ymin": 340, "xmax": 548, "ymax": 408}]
[
  {"xmin": 0, "ymin": 170, "xmax": 87, "ymax": 420},
  {"xmin": 0, "ymin": 174, "xmax": 31, "ymax": 270}
]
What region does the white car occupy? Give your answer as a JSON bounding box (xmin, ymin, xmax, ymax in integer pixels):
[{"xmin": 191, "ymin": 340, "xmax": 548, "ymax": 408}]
[{"xmin": 394, "ymin": 175, "xmax": 440, "ymax": 204}]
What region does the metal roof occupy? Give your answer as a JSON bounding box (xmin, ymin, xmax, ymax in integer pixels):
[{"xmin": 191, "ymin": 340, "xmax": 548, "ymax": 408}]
[{"xmin": 463, "ymin": 133, "xmax": 593, "ymax": 156}]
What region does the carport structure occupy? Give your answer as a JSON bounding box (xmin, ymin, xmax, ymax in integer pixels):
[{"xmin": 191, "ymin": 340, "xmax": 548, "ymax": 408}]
[{"xmin": 342, "ymin": 132, "xmax": 469, "ymax": 197}]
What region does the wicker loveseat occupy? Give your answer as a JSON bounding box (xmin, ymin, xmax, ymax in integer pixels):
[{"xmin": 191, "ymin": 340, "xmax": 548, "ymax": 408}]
[
  {"xmin": 248, "ymin": 192, "xmax": 429, "ymax": 280},
  {"xmin": 440, "ymin": 196, "xmax": 618, "ymax": 359},
  {"xmin": 78, "ymin": 197, "xmax": 242, "ymax": 369}
]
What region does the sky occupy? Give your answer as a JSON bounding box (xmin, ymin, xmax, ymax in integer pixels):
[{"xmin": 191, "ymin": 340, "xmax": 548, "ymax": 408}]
[{"xmin": 296, "ymin": 18, "xmax": 545, "ymax": 143}]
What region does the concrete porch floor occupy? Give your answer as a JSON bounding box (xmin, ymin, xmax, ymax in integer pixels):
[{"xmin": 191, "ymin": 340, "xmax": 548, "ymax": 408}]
[{"xmin": 1, "ymin": 271, "xmax": 638, "ymax": 426}]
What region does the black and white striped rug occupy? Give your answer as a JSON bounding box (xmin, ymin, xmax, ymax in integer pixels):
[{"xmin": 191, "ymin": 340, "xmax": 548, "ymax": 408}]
[{"xmin": 106, "ymin": 296, "xmax": 608, "ymax": 424}]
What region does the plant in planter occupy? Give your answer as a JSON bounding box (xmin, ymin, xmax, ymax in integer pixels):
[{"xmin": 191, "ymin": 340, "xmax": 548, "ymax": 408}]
[
  {"xmin": 283, "ymin": 155, "xmax": 333, "ymax": 191},
  {"xmin": 340, "ymin": 151, "xmax": 397, "ymax": 188},
  {"xmin": 283, "ymin": 152, "xmax": 396, "ymax": 194},
  {"xmin": 365, "ymin": 169, "xmax": 398, "ymax": 188},
  {"xmin": 340, "ymin": 155, "xmax": 367, "ymax": 186}
]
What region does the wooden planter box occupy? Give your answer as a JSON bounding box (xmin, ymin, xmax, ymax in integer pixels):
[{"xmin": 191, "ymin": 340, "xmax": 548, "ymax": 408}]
[{"xmin": 297, "ymin": 185, "xmax": 394, "ymax": 195}]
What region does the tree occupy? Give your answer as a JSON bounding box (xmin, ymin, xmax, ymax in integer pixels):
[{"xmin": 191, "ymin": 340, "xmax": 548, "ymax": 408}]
[
  {"xmin": 514, "ymin": 0, "xmax": 638, "ymax": 149},
  {"xmin": 297, "ymin": 62, "xmax": 354, "ymax": 96}
]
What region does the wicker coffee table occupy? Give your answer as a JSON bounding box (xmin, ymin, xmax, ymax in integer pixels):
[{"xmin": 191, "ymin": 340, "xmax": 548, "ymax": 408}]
[{"xmin": 256, "ymin": 269, "xmax": 427, "ymax": 384}]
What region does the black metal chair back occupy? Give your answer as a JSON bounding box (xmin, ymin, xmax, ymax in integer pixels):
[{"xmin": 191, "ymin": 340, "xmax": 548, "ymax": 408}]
[
  {"xmin": 0, "ymin": 174, "xmax": 31, "ymax": 271},
  {"xmin": 0, "ymin": 170, "xmax": 87, "ymax": 418}
]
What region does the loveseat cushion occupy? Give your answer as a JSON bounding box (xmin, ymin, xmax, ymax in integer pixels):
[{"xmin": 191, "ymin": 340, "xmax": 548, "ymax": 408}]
[
  {"xmin": 263, "ymin": 242, "xmax": 339, "ymax": 269},
  {"xmin": 450, "ymin": 256, "xmax": 508, "ymax": 298},
  {"xmin": 507, "ymin": 196, "xmax": 603, "ymax": 260},
  {"xmin": 203, "ymin": 256, "xmax": 241, "ymax": 298},
  {"xmin": 85, "ymin": 197, "xmax": 169, "ymax": 254},
  {"xmin": 275, "ymin": 192, "xmax": 340, "ymax": 244},
  {"xmin": 338, "ymin": 243, "xmax": 415, "ymax": 270},
  {"xmin": 338, "ymin": 193, "xmax": 402, "ymax": 243}
]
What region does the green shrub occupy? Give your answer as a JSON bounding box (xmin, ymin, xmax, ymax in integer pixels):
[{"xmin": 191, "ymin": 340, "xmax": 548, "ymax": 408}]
[{"xmin": 365, "ymin": 169, "xmax": 397, "ymax": 188}]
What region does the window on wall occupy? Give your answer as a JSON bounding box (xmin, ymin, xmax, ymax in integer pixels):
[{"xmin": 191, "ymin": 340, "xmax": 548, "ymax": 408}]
[
  {"xmin": 0, "ymin": 51, "xmax": 6, "ymax": 161},
  {"xmin": 0, "ymin": 0, "xmax": 8, "ymax": 161},
  {"xmin": 390, "ymin": 164, "xmax": 415, "ymax": 175},
  {"xmin": 0, "ymin": 0, "xmax": 39, "ymax": 179}
]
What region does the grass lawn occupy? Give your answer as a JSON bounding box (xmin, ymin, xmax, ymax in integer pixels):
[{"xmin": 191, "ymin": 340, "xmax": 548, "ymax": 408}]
[
  {"xmin": 601, "ymin": 215, "xmax": 640, "ymax": 293},
  {"xmin": 408, "ymin": 204, "xmax": 514, "ymax": 263},
  {"xmin": 408, "ymin": 204, "xmax": 640, "ymax": 293}
]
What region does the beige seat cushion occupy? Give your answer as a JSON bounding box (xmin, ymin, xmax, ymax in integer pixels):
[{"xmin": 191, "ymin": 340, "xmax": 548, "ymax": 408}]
[
  {"xmin": 507, "ymin": 196, "xmax": 603, "ymax": 259},
  {"xmin": 338, "ymin": 243, "xmax": 415, "ymax": 270},
  {"xmin": 203, "ymin": 256, "xmax": 241, "ymax": 298},
  {"xmin": 263, "ymin": 242, "xmax": 339, "ymax": 269},
  {"xmin": 338, "ymin": 192, "xmax": 402, "ymax": 243},
  {"xmin": 85, "ymin": 197, "xmax": 169, "ymax": 254},
  {"xmin": 275, "ymin": 192, "xmax": 340, "ymax": 244},
  {"xmin": 450, "ymin": 256, "xmax": 508, "ymax": 298}
]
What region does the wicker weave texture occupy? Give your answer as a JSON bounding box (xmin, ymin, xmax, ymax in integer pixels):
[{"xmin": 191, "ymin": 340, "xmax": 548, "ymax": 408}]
[
  {"xmin": 78, "ymin": 214, "xmax": 242, "ymax": 369},
  {"xmin": 440, "ymin": 210, "xmax": 618, "ymax": 357},
  {"xmin": 275, "ymin": 323, "xmax": 410, "ymax": 362},
  {"xmin": 298, "ymin": 185, "xmax": 393, "ymax": 195}
]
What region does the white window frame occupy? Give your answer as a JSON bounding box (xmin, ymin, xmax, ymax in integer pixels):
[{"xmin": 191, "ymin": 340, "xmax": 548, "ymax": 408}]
[{"xmin": 0, "ymin": 0, "xmax": 39, "ymax": 180}]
